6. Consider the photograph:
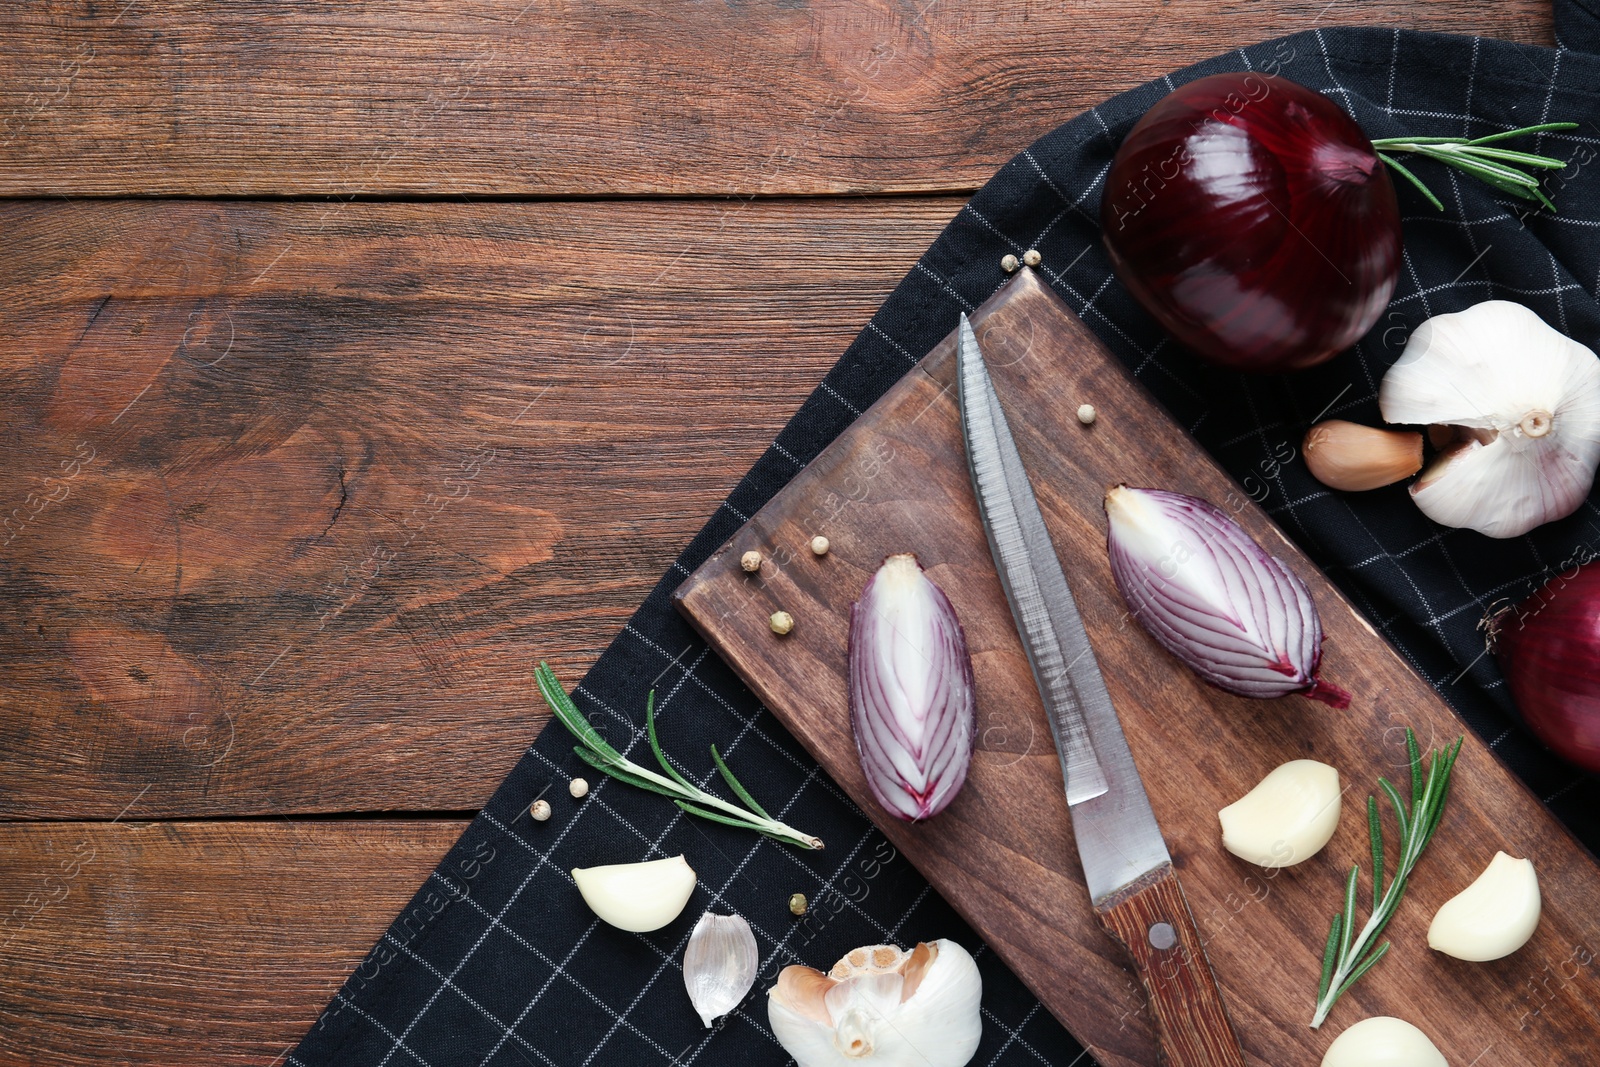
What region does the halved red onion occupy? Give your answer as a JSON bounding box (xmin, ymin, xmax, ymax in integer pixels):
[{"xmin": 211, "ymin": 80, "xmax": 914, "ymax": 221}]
[
  {"xmin": 849, "ymin": 553, "xmax": 977, "ymax": 821},
  {"xmin": 1104, "ymin": 486, "xmax": 1349, "ymax": 708}
]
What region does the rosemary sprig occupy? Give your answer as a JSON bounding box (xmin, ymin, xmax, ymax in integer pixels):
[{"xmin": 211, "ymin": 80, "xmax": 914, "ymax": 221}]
[
  {"xmin": 533, "ymin": 661, "xmax": 823, "ymax": 850},
  {"xmin": 1310, "ymin": 728, "xmax": 1464, "ymax": 1029},
  {"xmin": 1372, "ymin": 122, "xmax": 1578, "ymax": 212}
]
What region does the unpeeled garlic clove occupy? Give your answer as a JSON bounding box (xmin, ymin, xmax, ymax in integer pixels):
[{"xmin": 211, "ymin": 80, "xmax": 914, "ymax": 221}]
[
  {"xmin": 683, "ymin": 911, "xmax": 759, "ymax": 1027},
  {"xmin": 571, "ymin": 855, "xmax": 696, "ymax": 932},
  {"xmin": 1379, "ymin": 300, "xmax": 1600, "ymax": 538},
  {"xmin": 1302, "ymin": 420, "xmax": 1423, "ymax": 491},
  {"xmin": 1218, "ymin": 760, "xmax": 1341, "ymax": 868},
  {"xmin": 1321, "ymin": 1016, "xmax": 1447, "ymax": 1067},
  {"xmin": 1428, "ymin": 850, "xmax": 1541, "ymax": 961},
  {"xmin": 768, "ymin": 939, "xmax": 982, "ymax": 1067}
]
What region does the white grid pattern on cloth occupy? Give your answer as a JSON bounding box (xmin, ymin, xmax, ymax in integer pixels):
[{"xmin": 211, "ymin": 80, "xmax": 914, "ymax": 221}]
[
  {"xmin": 363, "ymin": 646, "xmax": 733, "ymax": 1067},
  {"xmin": 437, "ymin": 637, "xmax": 852, "ymax": 1067},
  {"xmin": 295, "ymin": 28, "xmax": 1600, "ymax": 1067}
]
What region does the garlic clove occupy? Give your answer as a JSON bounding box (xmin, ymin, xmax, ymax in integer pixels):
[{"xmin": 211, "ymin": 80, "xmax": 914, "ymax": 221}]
[
  {"xmin": 1427, "ymin": 851, "xmax": 1541, "ymax": 961},
  {"xmin": 1302, "ymin": 420, "xmax": 1423, "ymax": 491},
  {"xmin": 1379, "ymin": 300, "xmax": 1600, "ymax": 538},
  {"xmin": 683, "ymin": 911, "xmax": 759, "ymax": 1027},
  {"xmin": 768, "ymin": 939, "xmax": 982, "ymax": 1067},
  {"xmin": 1218, "ymin": 760, "xmax": 1342, "ymax": 868},
  {"xmin": 1321, "ymin": 1016, "xmax": 1447, "ymax": 1067},
  {"xmin": 571, "ymin": 855, "xmax": 696, "ymax": 933}
]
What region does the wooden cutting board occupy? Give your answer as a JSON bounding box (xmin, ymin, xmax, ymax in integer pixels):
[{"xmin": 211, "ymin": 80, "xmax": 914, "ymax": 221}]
[{"xmin": 673, "ymin": 268, "xmax": 1600, "ymax": 1067}]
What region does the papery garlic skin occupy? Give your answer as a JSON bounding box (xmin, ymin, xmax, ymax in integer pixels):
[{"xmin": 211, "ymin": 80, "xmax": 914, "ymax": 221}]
[
  {"xmin": 768, "ymin": 939, "xmax": 982, "ymax": 1067},
  {"xmin": 1379, "ymin": 300, "xmax": 1600, "ymax": 538},
  {"xmin": 1218, "ymin": 760, "xmax": 1342, "ymax": 868},
  {"xmin": 683, "ymin": 912, "xmax": 759, "ymax": 1027},
  {"xmin": 1428, "ymin": 851, "xmax": 1541, "ymax": 961},
  {"xmin": 1321, "ymin": 1016, "xmax": 1447, "ymax": 1067},
  {"xmin": 571, "ymin": 855, "xmax": 696, "ymax": 933}
]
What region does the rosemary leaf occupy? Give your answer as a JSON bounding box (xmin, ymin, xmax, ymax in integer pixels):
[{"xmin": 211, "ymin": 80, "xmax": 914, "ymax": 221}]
[
  {"xmin": 710, "ymin": 744, "xmax": 771, "ymax": 820},
  {"xmin": 1407, "ymin": 729, "xmax": 1423, "ymax": 811},
  {"xmin": 644, "ymin": 691, "xmax": 696, "ymax": 791},
  {"xmin": 1467, "ymin": 146, "xmax": 1570, "ymax": 169},
  {"xmin": 537, "ymin": 663, "xmax": 620, "ymax": 762},
  {"xmin": 1317, "ymin": 914, "xmax": 1342, "ymax": 1005},
  {"xmin": 1372, "ymin": 135, "xmax": 1469, "ymax": 146},
  {"xmin": 1467, "ymin": 120, "xmax": 1578, "ymax": 145},
  {"xmin": 1376, "ymin": 152, "xmax": 1443, "ymax": 211},
  {"xmin": 672, "ymin": 799, "xmax": 761, "ymax": 834},
  {"xmin": 1368, "ymin": 796, "xmax": 1384, "ymax": 912},
  {"xmin": 1378, "ymin": 776, "xmax": 1410, "ymax": 844},
  {"xmin": 1310, "ymin": 728, "xmax": 1464, "ymax": 1028}
]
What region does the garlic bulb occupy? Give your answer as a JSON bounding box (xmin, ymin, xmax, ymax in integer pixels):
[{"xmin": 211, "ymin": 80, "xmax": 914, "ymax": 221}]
[
  {"xmin": 768, "ymin": 939, "xmax": 982, "ymax": 1067},
  {"xmin": 571, "ymin": 855, "xmax": 696, "ymax": 932},
  {"xmin": 1428, "ymin": 851, "xmax": 1541, "ymax": 961},
  {"xmin": 1302, "ymin": 420, "xmax": 1422, "ymax": 491},
  {"xmin": 1217, "ymin": 760, "xmax": 1342, "ymax": 868},
  {"xmin": 1321, "ymin": 1016, "xmax": 1447, "ymax": 1067},
  {"xmin": 683, "ymin": 912, "xmax": 759, "ymax": 1027},
  {"xmin": 1379, "ymin": 300, "xmax": 1600, "ymax": 538}
]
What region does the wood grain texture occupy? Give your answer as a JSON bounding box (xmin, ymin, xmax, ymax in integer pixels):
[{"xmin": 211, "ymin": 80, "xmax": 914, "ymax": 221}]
[
  {"xmin": 1097, "ymin": 865, "xmax": 1246, "ymax": 1067},
  {"xmin": 0, "ymin": 819, "xmax": 468, "ymax": 1067},
  {"xmin": 0, "ymin": 1, "xmax": 1551, "ymax": 196},
  {"xmin": 0, "ymin": 197, "xmax": 954, "ymax": 819},
  {"xmin": 674, "ymin": 270, "xmax": 1600, "ymax": 1067}
]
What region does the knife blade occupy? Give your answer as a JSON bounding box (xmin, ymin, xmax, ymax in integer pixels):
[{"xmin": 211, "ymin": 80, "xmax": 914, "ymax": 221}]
[{"xmin": 957, "ymin": 313, "xmax": 1246, "ymax": 1067}]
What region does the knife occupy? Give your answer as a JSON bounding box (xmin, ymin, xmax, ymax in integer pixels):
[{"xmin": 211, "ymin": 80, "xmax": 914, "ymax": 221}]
[{"xmin": 957, "ymin": 314, "xmax": 1247, "ymax": 1067}]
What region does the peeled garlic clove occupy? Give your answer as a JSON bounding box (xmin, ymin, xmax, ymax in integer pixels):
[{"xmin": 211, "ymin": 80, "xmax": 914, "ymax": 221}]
[
  {"xmin": 1218, "ymin": 760, "xmax": 1341, "ymax": 868},
  {"xmin": 683, "ymin": 911, "xmax": 759, "ymax": 1027},
  {"xmin": 1321, "ymin": 1016, "xmax": 1447, "ymax": 1067},
  {"xmin": 1379, "ymin": 300, "xmax": 1600, "ymax": 538},
  {"xmin": 1302, "ymin": 420, "xmax": 1423, "ymax": 491},
  {"xmin": 1428, "ymin": 850, "xmax": 1541, "ymax": 961},
  {"xmin": 571, "ymin": 855, "xmax": 696, "ymax": 932},
  {"xmin": 768, "ymin": 939, "xmax": 982, "ymax": 1067}
]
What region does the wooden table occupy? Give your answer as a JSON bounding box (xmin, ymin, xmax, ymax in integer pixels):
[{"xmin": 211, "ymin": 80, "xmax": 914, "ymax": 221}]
[{"xmin": 0, "ymin": 4, "xmax": 1552, "ymax": 1064}]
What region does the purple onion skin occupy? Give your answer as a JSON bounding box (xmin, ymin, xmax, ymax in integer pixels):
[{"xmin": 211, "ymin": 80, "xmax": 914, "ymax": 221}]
[
  {"xmin": 848, "ymin": 554, "xmax": 977, "ymax": 821},
  {"xmin": 1105, "ymin": 487, "xmax": 1350, "ymax": 708},
  {"xmin": 1492, "ymin": 565, "xmax": 1600, "ymax": 773},
  {"xmin": 1102, "ymin": 73, "xmax": 1400, "ymax": 373}
]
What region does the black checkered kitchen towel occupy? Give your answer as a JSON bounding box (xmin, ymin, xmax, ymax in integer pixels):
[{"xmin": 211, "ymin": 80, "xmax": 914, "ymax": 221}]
[{"xmin": 292, "ymin": 14, "xmax": 1600, "ymax": 1067}]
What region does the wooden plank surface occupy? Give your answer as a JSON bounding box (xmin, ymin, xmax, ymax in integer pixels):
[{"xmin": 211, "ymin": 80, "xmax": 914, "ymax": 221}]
[
  {"xmin": 0, "ymin": 1, "xmax": 1550, "ymax": 197},
  {"xmin": 674, "ymin": 270, "xmax": 1600, "ymax": 1067},
  {"xmin": 0, "ymin": 4, "xmax": 1569, "ymax": 1065},
  {"xmin": 0, "ymin": 819, "xmax": 468, "ymax": 1067},
  {"xmin": 0, "ymin": 197, "xmax": 953, "ymax": 819}
]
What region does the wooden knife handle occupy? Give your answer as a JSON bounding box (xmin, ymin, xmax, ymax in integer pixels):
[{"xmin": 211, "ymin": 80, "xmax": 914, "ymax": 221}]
[{"xmin": 1094, "ymin": 862, "xmax": 1247, "ymax": 1067}]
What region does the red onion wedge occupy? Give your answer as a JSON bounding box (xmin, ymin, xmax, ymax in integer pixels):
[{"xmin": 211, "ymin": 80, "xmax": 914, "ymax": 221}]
[
  {"xmin": 1491, "ymin": 563, "xmax": 1600, "ymax": 773},
  {"xmin": 1104, "ymin": 486, "xmax": 1349, "ymax": 708},
  {"xmin": 849, "ymin": 553, "xmax": 977, "ymax": 821}
]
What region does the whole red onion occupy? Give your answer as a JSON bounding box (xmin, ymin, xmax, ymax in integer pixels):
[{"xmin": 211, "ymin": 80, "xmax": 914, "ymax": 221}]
[
  {"xmin": 1492, "ymin": 564, "xmax": 1600, "ymax": 773},
  {"xmin": 1102, "ymin": 72, "xmax": 1400, "ymax": 373}
]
